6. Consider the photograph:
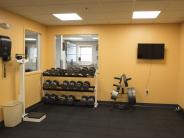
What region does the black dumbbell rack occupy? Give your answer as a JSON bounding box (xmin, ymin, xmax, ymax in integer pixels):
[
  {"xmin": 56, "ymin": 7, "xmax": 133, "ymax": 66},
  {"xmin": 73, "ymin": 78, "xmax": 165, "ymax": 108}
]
[{"xmin": 41, "ymin": 72, "xmax": 99, "ymax": 108}]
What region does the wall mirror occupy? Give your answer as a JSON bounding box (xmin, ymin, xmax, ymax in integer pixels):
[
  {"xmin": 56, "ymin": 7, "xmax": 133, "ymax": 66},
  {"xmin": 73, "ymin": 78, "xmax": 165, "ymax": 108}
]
[
  {"xmin": 25, "ymin": 30, "xmax": 40, "ymax": 72},
  {"xmin": 55, "ymin": 34, "xmax": 98, "ymax": 69}
]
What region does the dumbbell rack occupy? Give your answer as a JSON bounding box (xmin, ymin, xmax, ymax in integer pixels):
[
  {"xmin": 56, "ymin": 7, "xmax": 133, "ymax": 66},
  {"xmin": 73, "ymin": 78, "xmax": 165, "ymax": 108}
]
[{"xmin": 41, "ymin": 72, "xmax": 98, "ymax": 108}]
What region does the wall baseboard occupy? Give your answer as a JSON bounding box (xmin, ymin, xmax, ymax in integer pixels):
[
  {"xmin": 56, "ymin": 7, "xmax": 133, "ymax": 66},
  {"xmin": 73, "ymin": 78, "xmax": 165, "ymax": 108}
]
[
  {"xmin": 135, "ymin": 103, "xmax": 177, "ymax": 109},
  {"xmin": 98, "ymin": 101, "xmax": 177, "ymax": 109},
  {"xmin": 25, "ymin": 101, "xmax": 43, "ymax": 113}
]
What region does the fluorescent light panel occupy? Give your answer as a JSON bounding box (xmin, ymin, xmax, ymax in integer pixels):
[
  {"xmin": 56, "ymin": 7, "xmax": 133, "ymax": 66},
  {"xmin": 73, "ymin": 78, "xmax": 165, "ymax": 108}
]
[
  {"xmin": 132, "ymin": 11, "xmax": 161, "ymax": 19},
  {"xmin": 53, "ymin": 13, "xmax": 82, "ymax": 21}
]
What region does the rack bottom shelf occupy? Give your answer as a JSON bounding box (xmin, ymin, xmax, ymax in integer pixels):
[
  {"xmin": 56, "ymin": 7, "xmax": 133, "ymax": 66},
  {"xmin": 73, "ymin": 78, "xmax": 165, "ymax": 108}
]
[{"xmin": 42, "ymin": 99, "xmax": 96, "ymax": 108}]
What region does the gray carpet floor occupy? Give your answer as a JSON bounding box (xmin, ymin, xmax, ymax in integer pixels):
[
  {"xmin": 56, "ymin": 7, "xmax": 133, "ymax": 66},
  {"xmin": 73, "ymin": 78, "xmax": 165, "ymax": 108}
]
[{"xmin": 0, "ymin": 104, "xmax": 184, "ymax": 138}]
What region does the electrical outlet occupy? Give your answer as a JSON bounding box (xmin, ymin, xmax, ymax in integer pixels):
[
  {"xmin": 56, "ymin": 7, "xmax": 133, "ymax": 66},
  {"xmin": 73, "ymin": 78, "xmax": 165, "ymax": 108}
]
[{"xmin": 146, "ymin": 89, "xmax": 149, "ymax": 95}]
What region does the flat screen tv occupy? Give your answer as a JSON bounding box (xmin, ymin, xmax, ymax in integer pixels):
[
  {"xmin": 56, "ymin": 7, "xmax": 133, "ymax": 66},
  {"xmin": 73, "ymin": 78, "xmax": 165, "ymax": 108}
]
[{"xmin": 137, "ymin": 43, "xmax": 165, "ymax": 59}]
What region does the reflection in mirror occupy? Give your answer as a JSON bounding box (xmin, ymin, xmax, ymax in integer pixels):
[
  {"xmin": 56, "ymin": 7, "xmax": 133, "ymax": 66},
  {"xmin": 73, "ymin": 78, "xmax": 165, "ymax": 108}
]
[
  {"xmin": 25, "ymin": 30, "xmax": 40, "ymax": 72},
  {"xmin": 55, "ymin": 34, "xmax": 98, "ymax": 69}
]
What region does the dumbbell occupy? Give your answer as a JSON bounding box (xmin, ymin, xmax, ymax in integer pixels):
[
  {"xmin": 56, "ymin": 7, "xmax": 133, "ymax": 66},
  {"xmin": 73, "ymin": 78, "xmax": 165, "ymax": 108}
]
[
  {"xmin": 87, "ymin": 96, "xmax": 95, "ymax": 106},
  {"xmin": 80, "ymin": 96, "xmax": 88, "ymax": 105},
  {"xmin": 49, "ymin": 68, "xmax": 57, "ymax": 76},
  {"xmin": 63, "ymin": 69, "xmax": 68, "ymax": 76},
  {"xmin": 55, "ymin": 68, "xmax": 62, "ymax": 76},
  {"xmin": 43, "ymin": 80, "xmax": 52, "ymax": 89},
  {"xmin": 88, "ymin": 67, "xmax": 96, "ymax": 76},
  {"xmin": 54, "ymin": 80, "xmax": 61, "ymax": 89},
  {"xmin": 50, "ymin": 94, "xmax": 58, "ymax": 103},
  {"xmin": 73, "ymin": 67, "xmax": 81, "ymax": 76},
  {"xmin": 67, "ymin": 67, "xmax": 74, "ymax": 76},
  {"xmin": 59, "ymin": 69, "xmax": 66, "ymax": 76},
  {"xmin": 68, "ymin": 81, "xmax": 77, "ymax": 90},
  {"xmin": 81, "ymin": 67, "xmax": 88, "ymax": 76},
  {"xmin": 67, "ymin": 95, "xmax": 76, "ymax": 105},
  {"xmin": 58, "ymin": 69, "xmax": 67, "ymax": 76},
  {"xmin": 47, "ymin": 70, "xmax": 54, "ymax": 76},
  {"xmin": 61, "ymin": 80, "xmax": 70, "ymax": 90},
  {"xmin": 43, "ymin": 94, "xmax": 51, "ymax": 104},
  {"xmin": 58, "ymin": 95, "xmax": 67, "ymax": 104},
  {"xmin": 43, "ymin": 70, "xmax": 51, "ymax": 76},
  {"xmin": 50, "ymin": 80, "xmax": 60, "ymax": 89},
  {"xmin": 76, "ymin": 81, "xmax": 83, "ymax": 91},
  {"xmin": 83, "ymin": 81, "xmax": 90, "ymax": 91}
]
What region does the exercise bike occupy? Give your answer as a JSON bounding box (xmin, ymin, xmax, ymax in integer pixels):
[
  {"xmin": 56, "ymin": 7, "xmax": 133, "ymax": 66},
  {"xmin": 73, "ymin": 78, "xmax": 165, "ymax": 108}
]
[{"xmin": 111, "ymin": 74, "xmax": 136, "ymax": 110}]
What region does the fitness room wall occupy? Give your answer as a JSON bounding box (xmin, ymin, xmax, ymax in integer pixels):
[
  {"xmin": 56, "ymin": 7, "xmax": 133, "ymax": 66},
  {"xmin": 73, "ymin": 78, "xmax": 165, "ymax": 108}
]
[
  {"xmin": 46, "ymin": 24, "xmax": 180, "ymax": 104},
  {"xmin": 1, "ymin": 1, "xmax": 184, "ymax": 138}
]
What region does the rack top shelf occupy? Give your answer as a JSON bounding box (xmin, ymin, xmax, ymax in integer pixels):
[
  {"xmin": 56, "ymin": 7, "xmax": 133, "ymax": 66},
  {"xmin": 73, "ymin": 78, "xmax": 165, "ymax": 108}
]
[{"xmin": 42, "ymin": 75, "xmax": 95, "ymax": 78}]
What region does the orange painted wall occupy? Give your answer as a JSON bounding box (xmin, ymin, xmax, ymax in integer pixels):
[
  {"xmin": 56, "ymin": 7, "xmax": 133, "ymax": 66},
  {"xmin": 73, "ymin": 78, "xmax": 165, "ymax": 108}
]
[
  {"xmin": 0, "ymin": 9, "xmax": 47, "ymax": 121},
  {"xmin": 47, "ymin": 24, "xmax": 180, "ymax": 104},
  {"xmin": 178, "ymin": 22, "xmax": 184, "ymax": 108}
]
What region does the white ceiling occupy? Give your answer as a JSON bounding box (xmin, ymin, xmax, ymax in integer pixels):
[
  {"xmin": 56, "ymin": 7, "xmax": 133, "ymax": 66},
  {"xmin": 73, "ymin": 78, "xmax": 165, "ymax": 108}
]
[{"xmin": 0, "ymin": 0, "xmax": 184, "ymax": 25}]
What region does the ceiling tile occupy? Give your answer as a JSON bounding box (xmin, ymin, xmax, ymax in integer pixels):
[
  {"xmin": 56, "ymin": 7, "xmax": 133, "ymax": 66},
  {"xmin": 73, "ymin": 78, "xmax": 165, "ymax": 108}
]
[
  {"xmin": 159, "ymin": 11, "xmax": 184, "ymax": 19},
  {"xmin": 134, "ymin": 0, "xmax": 169, "ymax": 11},
  {"xmin": 0, "ymin": 0, "xmax": 183, "ymax": 25},
  {"xmin": 167, "ymin": 0, "xmax": 184, "ymax": 11},
  {"xmin": 155, "ymin": 18, "xmax": 183, "ymax": 23},
  {"xmin": 0, "ymin": 0, "xmax": 101, "ymax": 7}
]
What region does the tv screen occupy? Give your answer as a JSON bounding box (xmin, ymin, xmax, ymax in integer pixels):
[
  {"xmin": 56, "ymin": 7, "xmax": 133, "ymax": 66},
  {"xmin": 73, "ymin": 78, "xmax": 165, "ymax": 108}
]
[{"xmin": 137, "ymin": 43, "xmax": 165, "ymax": 59}]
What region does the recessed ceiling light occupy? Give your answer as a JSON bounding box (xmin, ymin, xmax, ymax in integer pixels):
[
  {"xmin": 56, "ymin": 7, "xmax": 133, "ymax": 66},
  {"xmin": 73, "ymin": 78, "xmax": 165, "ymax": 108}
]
[
  {"xmin": 53, "ymin": 13, "xmax": 82, "ymax": 21},
  {"xmin": 132, "ymin": 11, "xmax": 161, "ymax": 19}
]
